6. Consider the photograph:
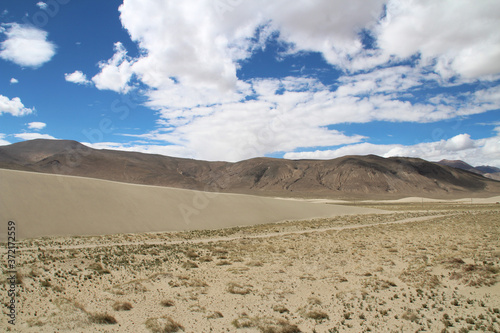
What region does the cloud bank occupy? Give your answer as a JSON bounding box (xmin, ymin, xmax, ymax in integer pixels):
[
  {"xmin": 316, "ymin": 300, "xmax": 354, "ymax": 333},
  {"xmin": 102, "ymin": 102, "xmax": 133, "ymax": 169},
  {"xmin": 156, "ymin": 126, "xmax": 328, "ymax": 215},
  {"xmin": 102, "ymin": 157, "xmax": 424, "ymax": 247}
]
[
  {"xmin": 284, "ymin": 132, "xmax": 500, "ymax": 168},
  {"xmin": 72, "ymin": 0, "xmax": 500, "ymax": 163}
]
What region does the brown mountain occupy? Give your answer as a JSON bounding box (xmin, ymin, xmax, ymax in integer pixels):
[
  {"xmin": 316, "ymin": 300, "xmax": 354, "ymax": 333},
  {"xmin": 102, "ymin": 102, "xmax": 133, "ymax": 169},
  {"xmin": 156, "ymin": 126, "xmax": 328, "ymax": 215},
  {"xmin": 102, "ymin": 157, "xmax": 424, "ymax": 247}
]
[
  {"xmin": 438, "ymin": 159, "xmax": 500, "ymax": 181},
  {"xmin": 1, "ymin": 139, "xmax": 499, "ymax": 199}
]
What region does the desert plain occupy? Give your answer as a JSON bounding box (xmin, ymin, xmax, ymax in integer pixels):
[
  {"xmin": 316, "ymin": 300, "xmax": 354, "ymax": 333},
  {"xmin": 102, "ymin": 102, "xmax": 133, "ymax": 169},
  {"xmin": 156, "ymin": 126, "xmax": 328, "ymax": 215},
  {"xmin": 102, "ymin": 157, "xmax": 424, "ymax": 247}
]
[{"xmin": 1, "ymin": 170, "xmax": 500, "ymax": 332}]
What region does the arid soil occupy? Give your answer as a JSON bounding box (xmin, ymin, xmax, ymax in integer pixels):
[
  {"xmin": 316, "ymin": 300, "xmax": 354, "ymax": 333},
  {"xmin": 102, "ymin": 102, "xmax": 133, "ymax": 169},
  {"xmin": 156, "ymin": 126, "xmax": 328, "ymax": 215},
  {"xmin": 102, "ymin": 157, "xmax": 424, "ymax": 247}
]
[{"xmin": 2, "ymin": 203, "xmax": 499, "ymax": 332}]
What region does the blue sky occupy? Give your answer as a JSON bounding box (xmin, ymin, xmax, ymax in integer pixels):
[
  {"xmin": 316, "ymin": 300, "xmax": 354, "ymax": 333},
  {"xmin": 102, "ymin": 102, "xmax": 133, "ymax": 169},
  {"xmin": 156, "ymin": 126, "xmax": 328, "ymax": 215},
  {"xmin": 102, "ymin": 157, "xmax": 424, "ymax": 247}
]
[{"xmin": 1, "ymin": 0, "xmax": 499, "ymax": 166}]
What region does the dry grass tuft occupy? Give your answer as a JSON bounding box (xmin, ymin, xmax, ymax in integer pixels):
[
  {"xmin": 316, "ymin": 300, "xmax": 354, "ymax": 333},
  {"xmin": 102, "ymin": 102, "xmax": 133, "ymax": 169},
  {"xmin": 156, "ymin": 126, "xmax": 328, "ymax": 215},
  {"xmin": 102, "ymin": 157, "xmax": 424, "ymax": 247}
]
[
  {"xmin": 272, "ymin": 304, "xmax": 289, "ymax": 313},
  {"xmin": 112, "ymin": 301, "xmax": 133, "ymax": 311},
  {"xmin": 181, "ymin": 260, "xmax": 198, "ymax": 269},
  {"xmin": 227, "ymin": 282, "xmax": 252, "ymax": 295},
  {"xmin": 89, "ymin": 312, "xmax": 117, "ymax": 325},
  {"xmin": 232, "ymin": 315, "xmax": 301, "ymax": 332},
  {"xmin": 185, "ymin": 249, "xmax": 199, "ymax": 259},
  {"xmin": 246, "ymin": 260, "xmax": 264, "ymax": 267},
  {"xmin": 88, "ymin": 262, "xmax": 111, "ymax": 274},
  {"xmin": 160, "ymin": 299, "xmax": 175, "ymax": 307},
  {"xmin": 145, "ymin": 316, "xmax": 184, "ymax": 332},
  {"xmin": 206, "ymin": 311, "xmax": 224, "ymax": 319},
  {"xmin": 305, "ymin": 310, "xmax": 329, "ymax": 321},
  {"xmin": 402, "ymin": 310, "xmax": 419, "ymax": 322}
]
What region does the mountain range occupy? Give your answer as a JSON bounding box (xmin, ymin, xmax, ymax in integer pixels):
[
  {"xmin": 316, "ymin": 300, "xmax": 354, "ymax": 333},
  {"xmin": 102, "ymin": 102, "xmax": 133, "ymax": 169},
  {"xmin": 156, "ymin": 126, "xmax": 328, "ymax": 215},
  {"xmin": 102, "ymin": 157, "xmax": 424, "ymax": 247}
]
[
  {"xmin": 437, "ymin": 159, "xmax": 500, "ymax": 181},
  {"xmin": 1, "ymin": 139, "xmax": 499, "ymax": 199}
]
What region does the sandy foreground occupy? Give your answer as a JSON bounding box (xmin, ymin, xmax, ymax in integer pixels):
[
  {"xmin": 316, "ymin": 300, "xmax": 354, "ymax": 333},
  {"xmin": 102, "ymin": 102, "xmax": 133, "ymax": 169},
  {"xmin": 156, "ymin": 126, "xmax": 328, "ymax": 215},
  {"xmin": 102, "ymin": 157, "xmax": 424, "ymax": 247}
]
[
  {"xmin": 0, "ymin": 169, "xmax": 383, "ymax": 239},
  {"xmin": 0, "ymin": 204, "xmax": 498, "ymax": 332},
  {"xmin": 0, "ymin": 169, "xmax": 499, "ymax": 332}
]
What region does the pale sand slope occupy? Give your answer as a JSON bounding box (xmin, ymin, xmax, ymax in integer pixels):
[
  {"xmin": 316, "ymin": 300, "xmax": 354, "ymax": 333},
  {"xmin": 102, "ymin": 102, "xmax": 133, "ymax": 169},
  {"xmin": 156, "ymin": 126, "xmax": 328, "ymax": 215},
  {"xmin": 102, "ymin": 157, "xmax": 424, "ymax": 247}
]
[
  {"xmin": 275, "ymin": 195, "xmax": 500, "ymax": 205},
  {"xmin": 0, "ymin": 169, "xmax": 383, "ymax": 239}
]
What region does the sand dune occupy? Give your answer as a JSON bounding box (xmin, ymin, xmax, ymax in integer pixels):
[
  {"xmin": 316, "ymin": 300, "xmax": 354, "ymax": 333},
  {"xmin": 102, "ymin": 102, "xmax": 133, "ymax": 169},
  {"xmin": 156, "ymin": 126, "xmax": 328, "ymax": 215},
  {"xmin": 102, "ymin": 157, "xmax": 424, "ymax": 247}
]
[{"xmin": 0, "ymin": 169, "xmax": 383, "ymax": 239}]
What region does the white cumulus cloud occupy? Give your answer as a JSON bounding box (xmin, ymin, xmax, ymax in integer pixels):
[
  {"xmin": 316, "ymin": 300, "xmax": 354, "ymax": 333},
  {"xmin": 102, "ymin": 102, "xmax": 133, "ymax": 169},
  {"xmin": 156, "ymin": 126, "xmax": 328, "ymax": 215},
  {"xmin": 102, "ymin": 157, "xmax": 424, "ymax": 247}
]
[
  {"xmin": 0, "ymin": 94, "xmax": 34, "ymax": 116},
  {"xmin": 64, "ymin": 70, "xmax": 91, "ymax": 85},
  {"xmin": 27, "ymin": 122, "xmax": 47, "ymax": 130},
  {"xmin": 36, "ymin": 2, "xmax": 48, "ymax": 10},
  {"xmin": 377, "ymin": 0, "xmax": 500, "ymax": 79},
  {"xmin": 14, "ymin": 133, "xmax": 56, "ymax": 141},
  {"xmin": 10, "ymin": 78, "xmax": 18, "ymax": 84},
  {"xmin": 0, "ymin": 23, "xmax": 56, "ymax": 68},
  {"xmin": 91, "ymin": 42, "xmax": 134, "ymax": 93}
]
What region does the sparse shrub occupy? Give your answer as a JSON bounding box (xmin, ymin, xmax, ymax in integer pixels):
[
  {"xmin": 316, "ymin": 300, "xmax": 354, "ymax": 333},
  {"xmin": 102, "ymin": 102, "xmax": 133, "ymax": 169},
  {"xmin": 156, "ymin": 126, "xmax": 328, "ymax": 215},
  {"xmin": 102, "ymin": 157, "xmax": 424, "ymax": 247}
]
[
  {"xmin": 187, "ymin": 278, "xmax": 208, "ymax": 287},
  {"xmin": 446, "ymin": 258, "xmax": 465, "ymax": 265},
  {"xmin": 161, "ymin": 299, "xmax": 175, "ymax": 307},
  {"xmin": 89, "ymin": 312, "xmax": 117, "ymax": 325},
  {"xmin": 73, "ymin": 300, "xmax": 86, "ymax": 312},
  {"xmin": 227, "ymin": 282, "xmax": 252, "ymax": 295},
  {"xmin": 305, "ymin": 310, "xmax": 329, "ymax": 321},
  {"xmin": 383, "ymin": 280, "xmax": 397, "ymax": 287},
  {"xmin": 402, "ymin": 310, "xmax": 419, "ymax": 322},
  {"xmin": 273, "ymin": 304, "xmax": 289, "ymax": 313},
  {"xmin": 199, "ymin": 255, "xmax": 213, "ymax": 262},
  {"xmin": 29, "ymin": 268, "xmax": 41, "ymax": 278},
  {"xmin": 232, "ymin": 315, "xmax": 301, "ymax": 332},
  {"xmin": 145, "ymin": 316, "xmax": 184, "ymax": 332},
  {"xmin": 185, "ymin": 250, "xmax": 199, "ymax": 259},
  {"xmin": 113, "ymin": 301, "xmax": 133, "ymax": 311},
  {"xmin": 246, "ymin": 260, "xmax": 263, "ymax": 267},
  {"xmin": 232, "ymin": 316, "xmax": 255, "ymax": 328},
  {"xmin": 52, "ymin": 285, "xmax": 65, "ymax": 292},
  {"xmin": 41, "ymin": 279, "xmax": 51, "ymax": 288},
  {"xmin": 88, "ymin": 262, "xmax": 111, "ymax": 274},
  {"xmin": 206, "ymin": 311, "xmax": 223, "ymax": 319},
  {"xmin": 182, "ymin": 260, "xmax": 198, "ymax": 269},
  {"xmin": 262, "ymin": 321, "xmax": 302, "ymax": 333},
  {"xmin": 442, "ymin": 319, "xmax": 453, "ymax": 327},
  {"xmin": 308, "ymin": 297, "xmax": 322, "ymax": 305}
]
